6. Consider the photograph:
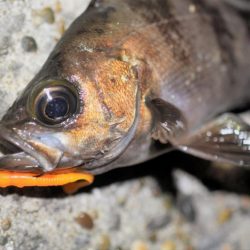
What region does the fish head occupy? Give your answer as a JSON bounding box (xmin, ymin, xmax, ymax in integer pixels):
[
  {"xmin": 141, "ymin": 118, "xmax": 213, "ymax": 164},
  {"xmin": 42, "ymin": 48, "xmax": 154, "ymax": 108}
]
[{"xmin": 0, "ymin": 46, "xmax": 140, "ymax": 174}]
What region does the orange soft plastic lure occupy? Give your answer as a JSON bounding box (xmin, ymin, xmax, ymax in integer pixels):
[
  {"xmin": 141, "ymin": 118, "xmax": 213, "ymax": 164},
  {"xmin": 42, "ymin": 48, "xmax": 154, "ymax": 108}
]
[{"xmin": 0, "ymin": 170, "xmax": 94, "ymax": 189}]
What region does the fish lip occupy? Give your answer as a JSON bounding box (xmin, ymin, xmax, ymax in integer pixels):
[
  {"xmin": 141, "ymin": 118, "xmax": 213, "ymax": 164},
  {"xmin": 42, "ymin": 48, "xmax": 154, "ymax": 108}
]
[
  {"xmin": 0, "ymin": 124, "xmax": 55, "ymax": 172},
  {"xmin": 0, "ymin": 152, "xmax": 42, "ymax": 173}
]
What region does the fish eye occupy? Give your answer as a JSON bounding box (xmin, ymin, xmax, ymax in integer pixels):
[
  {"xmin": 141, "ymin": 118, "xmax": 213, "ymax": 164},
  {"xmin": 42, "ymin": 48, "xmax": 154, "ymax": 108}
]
[{"xmin": 29, "ymin": 80, "xmax": 80, "ymax": 126}]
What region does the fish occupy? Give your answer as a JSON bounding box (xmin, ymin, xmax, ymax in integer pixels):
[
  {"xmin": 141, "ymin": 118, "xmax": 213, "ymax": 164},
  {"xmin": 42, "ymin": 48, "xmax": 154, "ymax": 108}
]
[{"xmin": 0, "ymin": 0, "xmax": 250, "ymax": 188}]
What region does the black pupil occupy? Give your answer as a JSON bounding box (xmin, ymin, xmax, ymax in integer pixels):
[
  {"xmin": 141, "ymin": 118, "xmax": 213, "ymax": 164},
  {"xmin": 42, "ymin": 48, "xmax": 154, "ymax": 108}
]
[{"xmin": 45, "ymin": 97, "xmax": 68, "ymax": 119}]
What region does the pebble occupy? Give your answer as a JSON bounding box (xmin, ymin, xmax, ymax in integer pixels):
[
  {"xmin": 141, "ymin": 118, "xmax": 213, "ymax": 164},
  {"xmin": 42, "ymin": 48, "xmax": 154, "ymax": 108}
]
[
  {"xmin": 57, "ymin": 19, "xmax": 66, "ymax": 35},
  {"xmin": 221, "ymin": 244, "xmax": 234, "ymax": 250},
  {"xmin": 32, "ymin": 7, "xmax": 55, "ymax": 26},
  {"xmin": 0, "ymin": 36, "xmax": 10, "ymax": 56},
  {"xmin": 217, "ymin": 208, "xmax": 233, "ymax": 225},
  {"xmin": 161, "ymin": 241, "xmax": 176, "ymax": 250},
  {"xmin": 98, "ymin": 234, "xmax": 111, "ymax": 250},
  {"xmin": 131, "ymin": 240, "xmax": 148, "ymax": 250},
  {"xmin": 177, "ymin": 195, "xmax": 196, "ymax": 223},
  {"xmin": 148, "ymin": 233, "xmax": 157, "ymax": 242},
  {"xmin": 173, "ymin": 170, "xmax": 208, "ymax": 196},
  {"xmin": 1, "ymin": 218, "xmax": 11, "ymax": 231},
  {"xmin": 240, "ymin": 197, "xmax": 250, "ymax": 214},
  {"xmin": 74, "ymin": 235, "xmax": 90, "ymax": 247},
  {"xmin": 55, "ymin": 1, "xmax": 62, "ymax": 13},
  {"xmin": 21, "ymin": 36, "xmax": 37, "ymax": 52},
  {"xmin": 108, "ymin": 212, "xmax": 121, "ymax": 230},
  {"xmin": 0, "ymin": 236, "xmax": 7, "ymax": 246},
  {"xmin": 75, "ymin": 212, "xmax": 94, "ymax": 230},
  {"xmin": 147, "ymin": 214, "xmax": 171, "ymax": 231}
]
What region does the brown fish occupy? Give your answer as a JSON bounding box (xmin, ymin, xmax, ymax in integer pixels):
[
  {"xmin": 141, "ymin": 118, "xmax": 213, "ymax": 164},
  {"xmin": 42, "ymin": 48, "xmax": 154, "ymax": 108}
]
[{"xmin": 0, "ymin": 0, "xmax": 250, "ymax": 187}]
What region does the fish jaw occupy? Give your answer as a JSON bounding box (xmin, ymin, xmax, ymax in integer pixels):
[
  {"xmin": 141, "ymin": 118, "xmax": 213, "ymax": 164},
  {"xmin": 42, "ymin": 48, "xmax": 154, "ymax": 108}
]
[
  {"xmin": 0, "ymin": 124, "xmax": 95, "ymax": 189},
  {"xmin": 0, "ymin": 118, "xmax": 140, "ymax": 175},
  {"xmin": 0, "ymin": 124, "xmax": 64, "ymax": 172}
]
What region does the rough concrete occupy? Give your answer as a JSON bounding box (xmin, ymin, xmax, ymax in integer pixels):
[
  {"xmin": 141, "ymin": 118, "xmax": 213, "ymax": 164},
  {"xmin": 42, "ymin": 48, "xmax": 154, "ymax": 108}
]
[{"xmin": 1, "ymin": 1, "xmax": 250, "ymax": 250}]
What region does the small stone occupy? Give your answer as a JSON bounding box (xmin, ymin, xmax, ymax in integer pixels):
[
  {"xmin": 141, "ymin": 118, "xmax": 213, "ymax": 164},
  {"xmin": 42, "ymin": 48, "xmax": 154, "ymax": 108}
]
[
  {"xmin": 57, "ymin": 19, "xmax": 66, "ymax": 35},
  {"xmin": 21, "ymin": 36, "xmax": 37, "ymax": 52},
  {"xmin": 177, "ymin": 195, "xmax": 196, "ymax": 222},
  {"xmin": 40, "ymin": 7, "xmax": 55, "ymax": 24},
  {"xmin": 74, "ymin": 235, "xmax": 90, "ymax": 247},
  {"xmin": 240, "ymin": 197, "xmax": 250, "ymax": 213},
  {"xmin": 161, "ymin": 241, "xmax": 176, "ymax": 250},
  {"xmin": 131, "ymin": 240, "xmax": 148, "ymax": 250},
  {"xmin": 75, "ymin": 212, "xmax": 94, "ymax": 230},
  {"xmin": 0, "ymin": 36, "xmax": 10, "ymax": 56},
  {"xmin": 221, "ymin": 244, "xmax": 233, "ymax": 250},
  {"xmin": 98, "ymin": 234, "xmax": 111, "ymax": 250},
  {"xmin": 0, "ymin": 236, "xmax": 7, "ymax": 246},
  {"xmin": 1, "ymin": 218, "xmax": 11, "ymax": 231},
  {"xmin": 217, "ymin": 208, "xmax": 233, "ymax": 225},
  {"xmin": 55, "ymin": 1, "xmax": 62, "ymax": 13},
  {"xmin": 163, "ymin": 197, "xmax": 173, "ymax": 210},
  {"xmin": 108, "ymin": 212, "xmax": 121, "ymax": 230},
  {"xmin": 32, "ymin": 7, "xmax": 55, "ymax": 26},
  {"xmin": 147, "ymin": 214, "xmax": 171, "ymax": 231},
  {"xmin": 148, "ymin": 232, "xmax": 157, "ymax": 242},
  {"xmin": 89, "ymin": 209, "xmax": 99, "ymax": 220},
  {"xmin": 173, "ymin": 170, "xmax": 208, "ymax": 196}
]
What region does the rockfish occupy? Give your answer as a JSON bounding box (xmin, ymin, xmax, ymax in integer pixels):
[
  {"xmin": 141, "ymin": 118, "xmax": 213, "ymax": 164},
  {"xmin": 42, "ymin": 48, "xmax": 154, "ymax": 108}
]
[{"xmin": 0, "ymin": 0, "xmax": 250, "ymax": 188}]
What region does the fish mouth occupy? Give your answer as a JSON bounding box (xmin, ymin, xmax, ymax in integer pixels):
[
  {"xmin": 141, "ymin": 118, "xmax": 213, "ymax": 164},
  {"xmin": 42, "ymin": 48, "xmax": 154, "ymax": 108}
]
[{"xmin": 0, "ymin": 124, "xmax": 59, "ymax": 174}]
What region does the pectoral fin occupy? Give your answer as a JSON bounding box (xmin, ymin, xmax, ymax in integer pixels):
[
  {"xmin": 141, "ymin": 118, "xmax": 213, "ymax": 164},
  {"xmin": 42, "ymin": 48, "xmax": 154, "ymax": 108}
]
[
  {"xmin": 148, "ymin": 98, "xmax": 187, "ymax": 144},
  {"xmin": 179, "ymin": 114, "xmax": 250, "ymax": 167},
  {"xmin": 149, "ymin": 99, "xmax": 250, "ymax": 167}
]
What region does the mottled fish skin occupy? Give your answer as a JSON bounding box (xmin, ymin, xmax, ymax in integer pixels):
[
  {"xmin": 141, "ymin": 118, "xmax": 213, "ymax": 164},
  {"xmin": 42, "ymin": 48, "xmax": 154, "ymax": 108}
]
[
  {"xmin": 0, "ymin": 0, "xmax": 250, "ymax": 174},
  {"xmin": 121, "ymin": 0, "xmax": 250, "ymax": 128}
]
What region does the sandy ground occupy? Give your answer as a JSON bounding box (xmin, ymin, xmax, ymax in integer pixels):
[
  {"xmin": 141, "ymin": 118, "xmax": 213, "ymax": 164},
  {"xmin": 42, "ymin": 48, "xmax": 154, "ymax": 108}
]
[{"xmin": 1, "ymin": 1, "xmax": 250, "ymax": 249}]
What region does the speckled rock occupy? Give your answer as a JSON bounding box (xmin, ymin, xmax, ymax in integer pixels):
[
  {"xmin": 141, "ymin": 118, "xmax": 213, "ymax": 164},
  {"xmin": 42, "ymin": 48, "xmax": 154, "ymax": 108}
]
[
  {"xmin": 0, "ymin": 0, "xmax": 87, "ymax": 117},
  {"xmin": 1, "ymin": 1, "xmax": 250, "ymax": 250}
]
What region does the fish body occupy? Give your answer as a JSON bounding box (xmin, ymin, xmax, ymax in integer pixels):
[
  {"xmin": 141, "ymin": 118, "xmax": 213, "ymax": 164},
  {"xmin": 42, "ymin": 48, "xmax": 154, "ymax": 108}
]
[{"xmin": 0, "ymin": 0, "xmax": 250, "ymax": 185}]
